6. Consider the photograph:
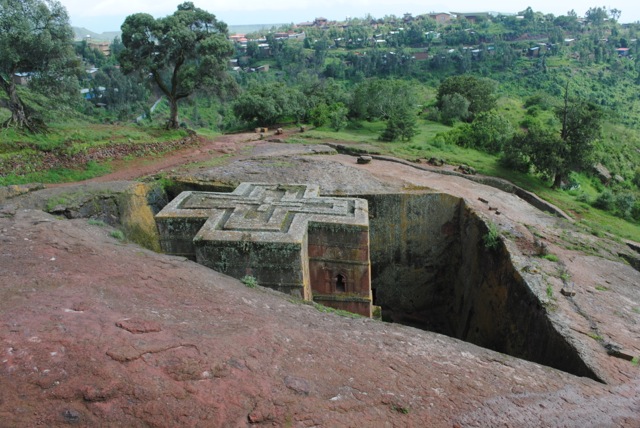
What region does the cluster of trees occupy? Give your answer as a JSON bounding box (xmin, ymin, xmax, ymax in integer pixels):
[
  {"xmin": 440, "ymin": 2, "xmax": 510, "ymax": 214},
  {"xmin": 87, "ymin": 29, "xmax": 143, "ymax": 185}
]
[{"xmin": 3, "ymin": 0, "xmax": 639, "ymax": 219}]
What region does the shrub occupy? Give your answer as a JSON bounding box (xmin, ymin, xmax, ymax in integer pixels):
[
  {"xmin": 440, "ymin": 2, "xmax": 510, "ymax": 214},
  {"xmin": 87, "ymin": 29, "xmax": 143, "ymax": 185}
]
[
  {"xmin": 240, "ymin": 275, "xmax": 258, "ymax": 288},
  {"xmin": 483, "ymin": 222, "xmax": 500, "ymax": 250},
  {"xmin": 110, "ymin": 230, "xmax": 125, "ymax": 240},
  {"xmin": 592, "ymin": 189, "xmax": 614, "ymax": 210}
]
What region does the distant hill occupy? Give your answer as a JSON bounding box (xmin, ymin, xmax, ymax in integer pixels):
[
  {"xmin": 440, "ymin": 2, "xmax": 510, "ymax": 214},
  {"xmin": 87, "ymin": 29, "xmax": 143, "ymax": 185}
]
[
  {"xmin": 228, "ymin": 24, "xmax": 285, "ymax": 35},
  {"xmin": 72, "ymin": 23, "xmax": 284, "ymax": 42},
  {"xmin": 73, "ymin": 27, "xmax": 121, "ymax": 42}
]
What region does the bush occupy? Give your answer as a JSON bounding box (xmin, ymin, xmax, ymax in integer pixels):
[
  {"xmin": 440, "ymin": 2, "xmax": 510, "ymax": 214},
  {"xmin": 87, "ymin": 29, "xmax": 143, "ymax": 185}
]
[
  {"xmin": 592, "ymin": 189, "xmax": 614, "ymax": 210},
  {"xmin": 614, "ymin": 192, "xmax": 637, "ymax": 219},
  {"xmin": 240, "ymin": 275, "xmax": 258, "ymax": 288},
  {"xmin": 483, "ymin": 222, "xmax": 501, "ymax": 250}
]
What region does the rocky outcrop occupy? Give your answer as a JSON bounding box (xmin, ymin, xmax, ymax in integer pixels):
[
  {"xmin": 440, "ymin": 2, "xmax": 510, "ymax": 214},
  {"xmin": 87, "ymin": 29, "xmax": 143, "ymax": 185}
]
[
  {"xmin": 1, "ymin": 209, "xmax": 638, "ymax": 427},
  {"xmin": 0, "ymin": 181, "xmax": 164, "ymax": 251},
  {"xmin": 361, "ymin": 192, "xmax": 600, "ymax": 380}
]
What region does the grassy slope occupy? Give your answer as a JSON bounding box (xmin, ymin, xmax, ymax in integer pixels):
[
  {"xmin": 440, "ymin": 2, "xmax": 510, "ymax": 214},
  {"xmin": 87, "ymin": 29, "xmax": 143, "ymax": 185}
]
[{"xmin": 297, "ymin": 118, "xmax": 640, "ymax": 243}]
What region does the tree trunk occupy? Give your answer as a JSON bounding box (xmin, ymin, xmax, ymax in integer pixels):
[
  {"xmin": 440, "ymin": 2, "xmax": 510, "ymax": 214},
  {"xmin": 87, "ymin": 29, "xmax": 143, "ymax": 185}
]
[
  {"xmin": 0, "ymin": 75, "xmax": 44, "ymax": 133},
  {"xmin": 1, "ymin": 76, "xmax": 27, "ymax": 128},
  {"xmin": 167, "ymin": 96, "xmax": 180, "ymax": 129},
  {"xmin": 552, "ymin": 173, "xmax": 564, "ymax": 189}
]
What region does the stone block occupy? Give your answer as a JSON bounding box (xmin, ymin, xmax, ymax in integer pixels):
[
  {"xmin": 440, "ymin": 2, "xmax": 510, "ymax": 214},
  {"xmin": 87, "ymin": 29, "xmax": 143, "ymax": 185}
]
[{"xmin": 156, "ymin": 183, "xmax": 372, "ymax": 316}]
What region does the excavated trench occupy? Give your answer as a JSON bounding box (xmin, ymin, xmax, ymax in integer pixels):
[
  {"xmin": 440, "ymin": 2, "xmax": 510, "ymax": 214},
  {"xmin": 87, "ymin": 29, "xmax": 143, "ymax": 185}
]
[
  {"xmin": 156, "ymin": 183, "xmax": 600, "ymax": 381},
  {"xmin": 360, "ymin": 192, "xmax": 600, "ymax": 382}
]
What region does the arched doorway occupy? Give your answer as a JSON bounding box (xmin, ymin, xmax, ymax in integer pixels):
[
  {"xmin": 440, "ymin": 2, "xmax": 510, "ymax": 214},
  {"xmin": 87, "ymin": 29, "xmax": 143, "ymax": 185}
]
[{"xmin": 335, "ymin": 273, "xmax": 346, "ymax": 292}]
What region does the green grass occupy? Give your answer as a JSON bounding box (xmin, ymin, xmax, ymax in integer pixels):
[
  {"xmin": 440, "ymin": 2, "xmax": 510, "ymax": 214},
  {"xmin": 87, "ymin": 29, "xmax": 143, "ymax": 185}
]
[
  {"xmin": 541, "ymin": 254, "xmax": 559, "ymax": 262},
  {"xmin": 546, "ymin": 284, "xmax": 554, "ymax": 299},
  {"xmin": 483, "ymin": 222, "xmax": 501, "ymax": 250},
  {"xmin": 588, "ymin": 332, "xmax": 603, "ymax": 341},
  {"xmin": 110, "ymin": 230, "xmax": 125, "ymax": 240},
  {"xmin": 0, "ymin": 161, "xmax": 112, "ymax": 186},
  {"xmin": 87, "ymin": 219, "xmax": 107, "ymax": 226},
  {"xmin": 312, "ymin": 302, "xmax": 362, "ymax": 318},
  {"xmin": 0, "ymin": 122, "xmax": 192, "ymax": 186},
  {"xmin": 240, "ymin": 275, "xmax": 258, "ymax": 288}
]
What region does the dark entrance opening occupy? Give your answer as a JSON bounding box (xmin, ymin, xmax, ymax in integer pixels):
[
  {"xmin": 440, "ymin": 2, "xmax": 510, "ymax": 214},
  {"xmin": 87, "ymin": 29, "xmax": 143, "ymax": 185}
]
[{"xmin": 335, "ymin": 274, "xmax": 346, "ymax": 292}]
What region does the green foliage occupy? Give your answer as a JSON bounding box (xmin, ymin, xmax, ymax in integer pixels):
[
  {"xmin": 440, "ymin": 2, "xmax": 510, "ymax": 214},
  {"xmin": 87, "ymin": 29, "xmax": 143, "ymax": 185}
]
[
  {"xmin": 588, "ymin": 332, "xmax": 603, "ymax": 341},
  {"xmin": 546, "ymin": 284, "xmax": 554, "ymax": 299},
  {"xmin": 542, "ymin": 254, "xmax": 559, "ymax": 262},
  {"xmin": 120, "ymin": 2, "xmax": 234, "ymax": 129},
  {"xmin": 328, "ymin": 103, "xmax": 349, "ymax": 131},
  {"xmin": 503, "ymin": 92, "xmax": 602, "ymax": 188},
  {"xmin": 458, "ymin": 110, "xmax": 514, "ymax": 153},
  {"xmin": 240, "ymin": 275, "xmax": 258, "ymax": 288},
  {"xmin": 436, "ymin": 75, "xmax": 497, "ymax": 120},
  {"xmin": 379, "ymin": 107, "xmax": 418, "ymax": 142},
  {"xmin": 439, "ymin": 93, "xmax": 470, "ymax": 125},
  {"xmin": 110, "ymin": 230, "xmax": 125, "ymax": 240},
  {"xmin": 312, "ymin": 302, "xmax": 362, "ymax": 318},
  {"xmin": 391, "ymin": 404, "xmax": 410, "ymax": 414},
  {"xmin": 88, "ymin": 219, "xmax": 107, "ymax": 227},
  {"xmin": 0, "ymin": 0, "xmax": 79, "ymax": 132},
  {"xmin": 233, "ymin": 81, "xmax": 303, "ymax": 126},
  {"xmin": 350, "ymin": 78, "xmax": 419, "ymax": 121},
  {"xmin": 483, "ymin": 222, "xmax": 500, "ymax": 250}
]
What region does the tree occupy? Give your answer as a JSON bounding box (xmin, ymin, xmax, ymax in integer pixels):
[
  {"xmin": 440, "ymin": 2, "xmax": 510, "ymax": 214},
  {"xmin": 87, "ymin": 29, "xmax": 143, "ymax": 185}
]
[
  {"xmin": 379, "ymin": 105, "xmax": 418, "ymax": 142},
  {"xmin": 0, "ymin": 0, "xmax": 76, "ymax": 132},
  {"xmin": 350, "ymin": 78, "xmax": 418, "ymax": 121},
  {"xmin": 504, "ymin": 85, "xmax": 602, "ymax": 188},
  {"xmin": 232, "ymin": 82, "xmax": 302, "ymax": 126},
  {"xmin": 439, "ymin": 93, "xmax": 470, "ymax": 125},
  {"xmin": 553, "ymin": 86, "xmax": 602, "ymax": 187},
  {"xmin": 585, "ymin": 7, "xmax": 608, "ymax": 26},
  {"xmin": 462, "ymin": 110, "xmax": 514, "ymax": 153},
  {"xmin": 436, "ymin": 75, "xmax": 497, "ymax": 121},
  {"xmin": 349, "ymin": 78, "xmax": 419, "ymax": 141},
  {"xmin": 120, "ymin": 2, "xmax": 234, "ymax": 129}
]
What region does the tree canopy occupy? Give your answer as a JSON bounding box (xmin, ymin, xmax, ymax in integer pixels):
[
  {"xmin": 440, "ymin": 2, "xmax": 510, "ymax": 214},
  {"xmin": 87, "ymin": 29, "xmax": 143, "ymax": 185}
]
[
  {"xmin": 119, "ymin": 2, "xmax": 234, "ymax": 129},
  {"xmin": 0, "ymin": 0, "xmax": 76, "ymax": 132},
  {"xmin": 436, "ymin": 75, "xmax": 497, "ymax": 121},
  {"xmin": 503, "ymin": 86, "xmax": 603, "ymax": 188}
]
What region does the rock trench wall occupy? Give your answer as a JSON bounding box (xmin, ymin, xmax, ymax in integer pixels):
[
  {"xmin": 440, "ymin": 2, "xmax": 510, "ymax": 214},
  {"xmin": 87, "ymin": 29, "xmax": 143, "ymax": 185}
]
[{"xmin": 360, "ymin": 192, "xmax": 600, "ymax": 381}]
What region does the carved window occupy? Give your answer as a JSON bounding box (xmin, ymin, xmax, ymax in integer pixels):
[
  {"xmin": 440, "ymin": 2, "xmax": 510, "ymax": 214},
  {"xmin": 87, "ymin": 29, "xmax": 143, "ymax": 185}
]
[{"xmin": 335, "ymin": 274, "xmax": 346, "ymax": 292}]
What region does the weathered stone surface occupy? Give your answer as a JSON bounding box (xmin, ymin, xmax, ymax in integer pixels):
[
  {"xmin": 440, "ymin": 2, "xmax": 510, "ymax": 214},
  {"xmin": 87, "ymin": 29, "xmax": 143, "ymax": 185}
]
[
  {"xmin": 156, "ymin": 183, "xmax": 372, "ymax": 316},
  {"xmin": 1, "ymin": 209, "xmax": 639, "ymax": 427},
  {"xmin": 2, "ymin": 138, "xmax": 640, "ymax": 425},
  {"xmin": 0, "ymin": 181, "xmax": 163, "ymax": 251}
]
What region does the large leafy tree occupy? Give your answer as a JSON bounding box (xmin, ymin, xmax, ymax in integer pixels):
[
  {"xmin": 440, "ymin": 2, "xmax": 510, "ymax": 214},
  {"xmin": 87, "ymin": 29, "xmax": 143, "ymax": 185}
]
[
  {"xmin": 504, "ymin": 86, "xmax": 602, "ymax": 188},
  {"xmin": 120, "ymin": 2, "xmax": 234, "ymax": 129},
  {"xmin": 0, "ymin": 0, "xmax": 76, "ymax": 132},
  {"xmin": 232, "ymin": 82, "xmax": 303, "ymax": 126},
  {"xmin": 436, "ymin": 75, "xmax": 497, "ymax": 121},
  {"xmin": 349, "ymin": 79, "xmax": 419, "ymax": 142}
]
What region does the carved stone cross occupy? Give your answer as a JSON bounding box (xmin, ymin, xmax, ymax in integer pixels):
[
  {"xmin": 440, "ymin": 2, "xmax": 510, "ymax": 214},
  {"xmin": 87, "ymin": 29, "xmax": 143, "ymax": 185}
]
[{"xmin": 156, "ymin": 183, "xmax": 372, "ymax": 316}]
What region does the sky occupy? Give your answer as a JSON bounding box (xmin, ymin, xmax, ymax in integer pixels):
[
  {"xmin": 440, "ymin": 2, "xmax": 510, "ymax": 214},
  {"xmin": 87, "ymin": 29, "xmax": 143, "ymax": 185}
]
[{"xmin": 58, "ymin": 0, "xmax": 640, "ymax": 33}]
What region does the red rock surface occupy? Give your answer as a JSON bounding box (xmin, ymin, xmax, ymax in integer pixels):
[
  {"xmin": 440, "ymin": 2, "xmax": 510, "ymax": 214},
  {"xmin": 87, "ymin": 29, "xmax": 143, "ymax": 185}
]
[{"xmin": 1, "ymin": 208, "xmax": 640, "ymax": 427}]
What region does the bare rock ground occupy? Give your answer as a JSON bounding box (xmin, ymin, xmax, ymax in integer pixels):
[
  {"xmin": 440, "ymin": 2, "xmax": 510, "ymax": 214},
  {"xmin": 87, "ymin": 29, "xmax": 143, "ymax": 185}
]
[
  {"xmin": 2, "ymin": 136, "xmax": 640, "ymax": 426},
  {"xmin": 1, "ymin": 209, "xmax": 639, "ymax": 427}
]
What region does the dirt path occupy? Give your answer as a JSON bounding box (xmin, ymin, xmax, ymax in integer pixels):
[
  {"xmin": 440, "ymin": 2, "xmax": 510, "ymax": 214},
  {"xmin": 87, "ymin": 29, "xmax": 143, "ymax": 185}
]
[{"xmin": 47, "ymin": 131, "xmax": 265, "ymax": 187}]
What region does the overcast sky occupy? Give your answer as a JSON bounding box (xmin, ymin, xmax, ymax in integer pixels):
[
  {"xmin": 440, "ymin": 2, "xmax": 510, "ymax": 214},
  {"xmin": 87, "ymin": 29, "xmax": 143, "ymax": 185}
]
[{"xmin": 59, "ymin": 0, "xmax": 640, "ymax": 33}]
